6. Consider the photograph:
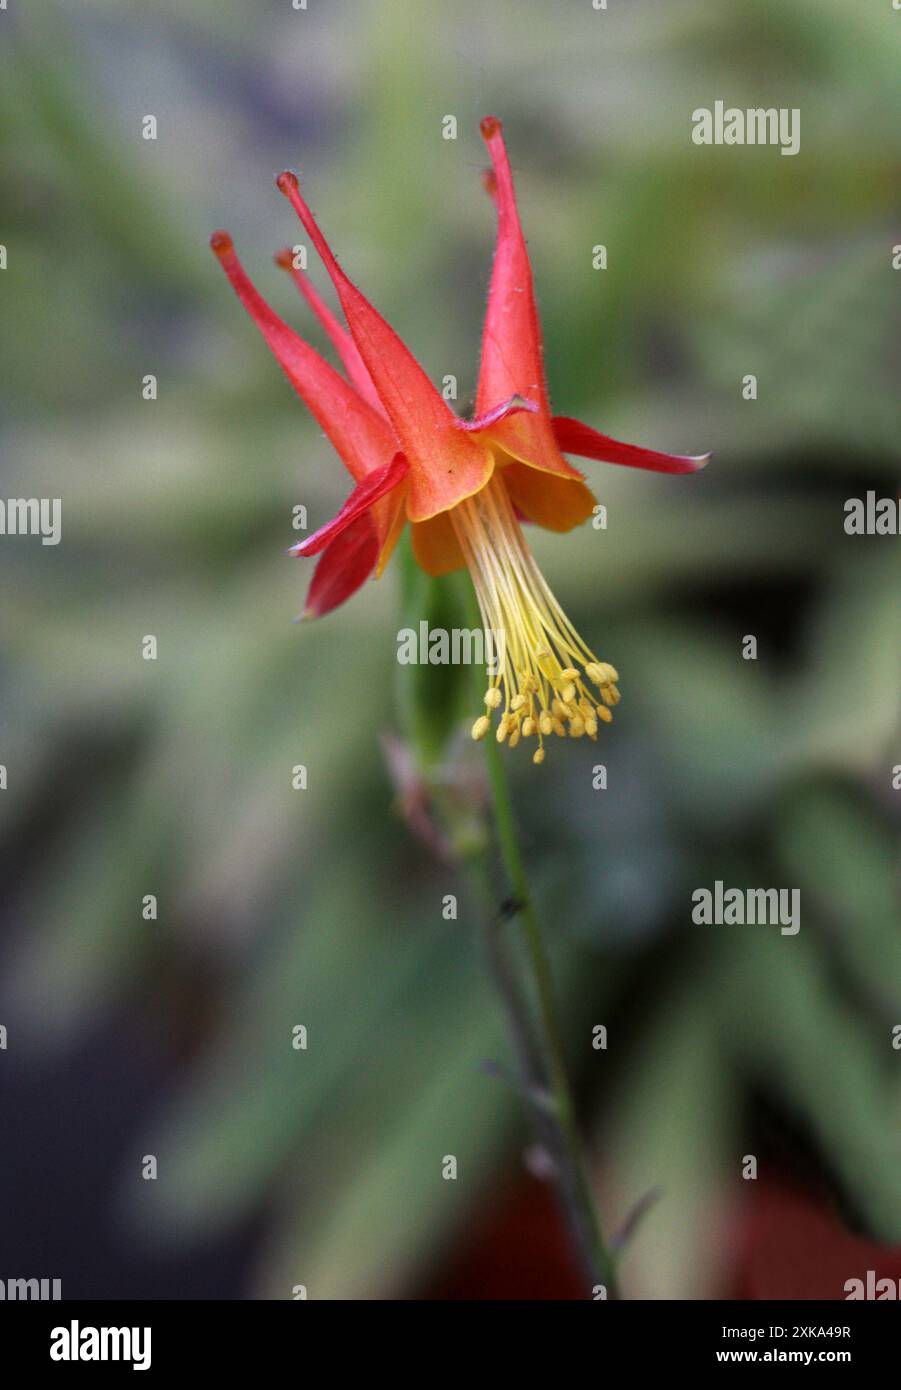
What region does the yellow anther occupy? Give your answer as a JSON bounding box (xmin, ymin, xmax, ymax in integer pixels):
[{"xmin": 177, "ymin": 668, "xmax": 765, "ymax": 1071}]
[{"xmin": 445, "ymin": 475, "xmax": 623, "ymax": 766}]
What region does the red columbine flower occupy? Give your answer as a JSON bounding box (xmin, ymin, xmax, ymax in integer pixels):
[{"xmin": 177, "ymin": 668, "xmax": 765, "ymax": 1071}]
[{"xmin": 211, "ymin": 117, "xmax": 709, "ymax": 764}]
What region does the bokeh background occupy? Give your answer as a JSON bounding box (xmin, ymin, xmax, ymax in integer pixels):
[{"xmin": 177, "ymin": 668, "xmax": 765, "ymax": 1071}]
[{"xmin": 1, "ymin": 0, "xmax": 899, "ymax": 1299}]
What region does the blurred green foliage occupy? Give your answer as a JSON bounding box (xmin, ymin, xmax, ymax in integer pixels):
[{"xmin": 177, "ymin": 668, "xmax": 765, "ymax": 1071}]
[{"xmin": 1, "ymin": 0, "xmax": 899, "ymax": 1297}]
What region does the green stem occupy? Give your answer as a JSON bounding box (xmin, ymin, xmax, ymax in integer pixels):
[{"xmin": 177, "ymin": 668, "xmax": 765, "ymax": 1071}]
[
  {"xmin": 461, "ymin": 589, "xmax": 619, "ymax": 1297},
  {"xmin": 480, "ymin": 728, "xmax": 620, "ymax": 1298}
]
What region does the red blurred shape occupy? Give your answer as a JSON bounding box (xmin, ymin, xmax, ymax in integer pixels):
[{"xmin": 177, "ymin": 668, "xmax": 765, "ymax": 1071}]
[
  {"xmin": 733, "ymin": 1178, "xmax": 901, "ymax": 1301},
  {"xmin": 424, "ymin": 1175, "xmax": 585, "ymax": 1301}
]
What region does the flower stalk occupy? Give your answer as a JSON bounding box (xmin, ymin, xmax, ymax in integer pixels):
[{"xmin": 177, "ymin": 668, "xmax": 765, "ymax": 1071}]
[
  {"xmin": 461, "ymin": 591, "xmax": 620, "ymax": 1297},
  {"xmin": 482, "ymin": 734, "xmax": 619, "ymax": 1295}
]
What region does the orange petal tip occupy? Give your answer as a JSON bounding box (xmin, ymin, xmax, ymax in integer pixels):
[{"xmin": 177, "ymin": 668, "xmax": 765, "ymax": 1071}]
[
  {"xmin": 480, "ymin": 115, "xmax": 502, "ymax": 140},
  {"xmin": 276, "ymin": 170, "xmax": 299, "ymax": 195}
]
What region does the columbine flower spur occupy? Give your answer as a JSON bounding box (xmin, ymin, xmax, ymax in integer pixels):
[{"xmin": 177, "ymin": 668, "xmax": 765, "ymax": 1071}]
[{"xmin": 211, "ymin": 117, "xmax": 709, "ymax": 764}]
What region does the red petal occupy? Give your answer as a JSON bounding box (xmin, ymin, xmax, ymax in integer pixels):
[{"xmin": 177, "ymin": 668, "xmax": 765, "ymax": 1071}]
[
  {"xmin": 274, "ymin": 248, "xmax": 386, "ymax": 416},
  {"xmin": 290, "ymin": 452, "xmax": 409, "ymax": 557},
  {"xmin": 303, "ymin": 512, "xmax": 379, "ymax": 619},
  {"xmin": 552, "ymin": 416, "xmax": 711, "ymax": 474},
  {"xmin": 456, "ymin": 394, "xmax": 539, "ymax": 432},
  {"xmin": 275, "ymin": 174, "xmax": 493, "ymax": 522},
  {"xmin": 210, "ymin": 231, "xmax": 396, "ymax": 484},
  {"xmin": 475, "ymin": 117, "xmax": 581, "ymax": 481}
]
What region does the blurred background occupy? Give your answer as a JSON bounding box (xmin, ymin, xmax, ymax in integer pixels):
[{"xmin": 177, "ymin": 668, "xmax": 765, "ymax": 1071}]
[{"xmin": 1, "ymin": 0, "xmax": 899, "ymax": 1299}]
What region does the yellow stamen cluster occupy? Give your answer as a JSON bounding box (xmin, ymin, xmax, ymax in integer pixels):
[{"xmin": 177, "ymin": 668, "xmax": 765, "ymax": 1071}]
[
  {"xmin": 453, "ymin": 475, "xmax": 621, "ymax": 766},
  {"xmin": 471, "ymin": 660, "xmax": 620, "ymax": 760}
]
